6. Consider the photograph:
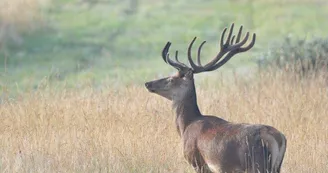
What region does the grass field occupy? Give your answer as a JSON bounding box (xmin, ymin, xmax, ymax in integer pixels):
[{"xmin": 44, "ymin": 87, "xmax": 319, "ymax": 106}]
[{"xmin": 0, "ymin": 71, "xmax": 327, "ymax": 172}]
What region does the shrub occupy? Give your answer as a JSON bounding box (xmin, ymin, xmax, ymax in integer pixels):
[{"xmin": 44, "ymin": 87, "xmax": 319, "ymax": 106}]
[{"xmin": 257, "ymin": 36, "xmax": 328, "ymax": 77}]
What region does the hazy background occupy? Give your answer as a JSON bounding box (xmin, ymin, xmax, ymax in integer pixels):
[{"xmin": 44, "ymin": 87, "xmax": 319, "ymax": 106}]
[
  {"xmin": 0, "ymin": 0, "xmax": 328, "ymax": 172},
  {"xmin": 1, "ymin": 0, "xmax": 327, "ymax": 93}
]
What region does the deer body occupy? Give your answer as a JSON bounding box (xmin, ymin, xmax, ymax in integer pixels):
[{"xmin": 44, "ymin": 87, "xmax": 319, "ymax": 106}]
[
  {"xmin": 174, "ymin": 83, "xmax": 285, "ymax": 173},
  {"xmin": 145, "ymin": 23, "xmax": 286, "ymax": 173}
]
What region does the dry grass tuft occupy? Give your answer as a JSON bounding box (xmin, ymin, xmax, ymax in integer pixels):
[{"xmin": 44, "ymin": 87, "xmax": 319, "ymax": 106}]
[{"xmin": 0, "ymin": 71, "xmax": 327, "ymax": 172}]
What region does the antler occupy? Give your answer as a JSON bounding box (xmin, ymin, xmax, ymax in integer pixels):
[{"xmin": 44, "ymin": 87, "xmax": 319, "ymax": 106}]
[
  {"xmin": 161, "ymin": 23, "xmax": 256, "ymax": 73},
  {"xmin": 188, "ymin": 23, "xmax": 256, "ymax": 73},
  {"xmin": 162, "ymin": 42, "xmax": 190, "ymax": 71}
]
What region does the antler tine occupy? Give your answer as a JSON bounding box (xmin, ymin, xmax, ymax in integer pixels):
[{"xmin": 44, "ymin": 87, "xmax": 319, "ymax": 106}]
[
  {"xmin": 202, "ymin": 24, "xmax": 237, "ymax": 69},
  {"xmin": 197, "ymin": 41, "xmax": 206, "ymax": 66},
  {"xmin": 220, "ymin": 31, "xmax": 250, "ymax": 53},
  {"xmin": 162, "ymin": 42, "xmax": 189, "ymax": 71},
  {"xmin": 231, "ymin": 35, "xmax": 235, "ymax": 45},
  {"xmin": 238, "ymin": 33, "xmax": 256, "ymax": 52},
  {"xmin": 220, "ymin": 27, "xmax": 228, "ymax": 49},
  {"xmin": 236, "ymin": 25, "xmax": 243, "ymax": 43},
  {"xmin": 187, "ymin": 37, "xmax": 199, "ymax": 69},
  {"xmin": 223, "ymin": 25, "xmax": 250, "ymax": 53},
  {"xmin": 224, "ymin": 23, "xmax": 234, "ymax": 47},
  {"xmin": 193, "ymin": 24, "xmax": 235, "ymax": 71},
  {"xmin": 166, "ymin": 53, "xmax": 187, "ymax": 71},
  {"xmin": 193, "ymin": 26, "xmax": 230, "ymax": 71},
  {"xmin": 175, "ymin": 50, "xmax": 180, "ymax": 62},
  {"xmin": 162, "ymin": 42, "xmax": 171, "ymax": 63},
  {"xmin": 234, "ymin": 32, "xmax": 250, "ymax": 48},
  {"xmin": 208, "ymin": 33, "xmax": 256, "ymax": 71}
]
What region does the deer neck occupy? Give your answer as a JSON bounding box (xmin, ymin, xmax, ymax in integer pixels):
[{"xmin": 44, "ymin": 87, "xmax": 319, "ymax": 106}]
[{"xmin": 172, "ymin": 83, "xmax": 202, "ymax": 136}]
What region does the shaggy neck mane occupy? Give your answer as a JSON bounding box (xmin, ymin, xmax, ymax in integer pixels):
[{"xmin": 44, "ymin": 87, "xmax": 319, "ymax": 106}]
[{"xmin": 173, "ymin": 81, "xmax": 202, "ymax": 136}]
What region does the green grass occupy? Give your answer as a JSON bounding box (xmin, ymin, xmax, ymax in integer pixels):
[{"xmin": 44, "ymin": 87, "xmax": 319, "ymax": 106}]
[{"xmin": 1, "ymin": 0, "xmax": 328, "ymax": 95}]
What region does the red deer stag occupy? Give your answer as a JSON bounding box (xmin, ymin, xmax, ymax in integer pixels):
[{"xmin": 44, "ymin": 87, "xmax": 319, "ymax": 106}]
[{"xmin": 145, "ymin": 23, "xmax": 287, "ymax": 173}]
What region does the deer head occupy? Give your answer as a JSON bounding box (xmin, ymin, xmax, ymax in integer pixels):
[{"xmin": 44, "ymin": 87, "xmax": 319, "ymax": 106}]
[{"xmin": 145, "ymin": 23, "xmax": 256, "ymax": 101}]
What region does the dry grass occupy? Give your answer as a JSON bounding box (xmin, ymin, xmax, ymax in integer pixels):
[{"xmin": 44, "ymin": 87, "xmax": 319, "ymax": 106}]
[{"xmin": 0, "ymin": 71, "xmax": 328, "ymax": 172}]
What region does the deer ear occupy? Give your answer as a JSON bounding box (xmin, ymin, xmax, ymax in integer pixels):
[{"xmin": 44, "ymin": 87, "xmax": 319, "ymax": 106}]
[{"xmin": 184, "ymin": 70, "xmax": 194, "ymax": 80}]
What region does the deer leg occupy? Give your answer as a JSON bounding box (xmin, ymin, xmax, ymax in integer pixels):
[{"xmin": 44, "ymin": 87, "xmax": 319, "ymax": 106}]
[{"xmin": 184, "ymin": 149, "xmax": 212, "ymax": 173}]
